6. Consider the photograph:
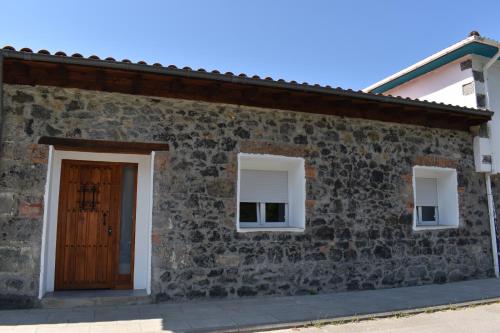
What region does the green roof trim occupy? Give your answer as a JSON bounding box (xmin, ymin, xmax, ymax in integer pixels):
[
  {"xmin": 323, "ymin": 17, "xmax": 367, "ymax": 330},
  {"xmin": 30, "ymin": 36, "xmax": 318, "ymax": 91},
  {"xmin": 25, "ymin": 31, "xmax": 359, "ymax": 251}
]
[{"xmin": 372, "ymin": 42, "xmax": 500, "ymax": 94}]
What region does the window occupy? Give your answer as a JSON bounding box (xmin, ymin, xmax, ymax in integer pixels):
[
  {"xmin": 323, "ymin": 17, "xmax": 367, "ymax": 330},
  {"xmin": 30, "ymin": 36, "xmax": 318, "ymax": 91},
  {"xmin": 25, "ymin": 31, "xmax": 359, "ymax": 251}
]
[
  {"xmin": 237, "ymin": 153, "xmax": 305, "ymax": 231},
  {"xmin": 413, "ymin": 166, "xmax": 459, "ymax": 230},
  {"xmin": 239, "ymin": 170, "xmax": 289, "ymax": 227}
]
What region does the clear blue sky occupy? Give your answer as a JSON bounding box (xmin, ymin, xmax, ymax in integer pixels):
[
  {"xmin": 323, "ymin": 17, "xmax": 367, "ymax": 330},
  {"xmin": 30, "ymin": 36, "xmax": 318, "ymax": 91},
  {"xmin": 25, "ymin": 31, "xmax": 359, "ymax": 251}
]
[{"xmin": 2, "ymin": 1, "xmax": 500, "ymax": 90}]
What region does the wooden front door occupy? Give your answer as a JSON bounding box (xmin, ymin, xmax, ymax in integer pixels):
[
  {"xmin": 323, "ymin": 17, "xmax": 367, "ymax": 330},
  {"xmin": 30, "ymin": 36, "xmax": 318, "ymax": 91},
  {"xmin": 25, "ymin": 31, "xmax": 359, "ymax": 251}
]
[{"xmin": 55, "ymin": 160, "xmax": 137, "ymax": 290}]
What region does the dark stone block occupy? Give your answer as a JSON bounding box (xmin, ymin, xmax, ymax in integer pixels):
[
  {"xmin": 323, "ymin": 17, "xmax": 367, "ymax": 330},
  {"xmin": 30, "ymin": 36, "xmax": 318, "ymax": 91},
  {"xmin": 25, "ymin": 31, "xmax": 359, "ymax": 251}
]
[
  {"xmin": 305, "ymin": 253, "xmax": 326, "ymax": 261},
  {"xmin": 343, "ymin": 249, "xmax": 357, "ymax": 260},
  {"xmin": 190, "ymin": 230, "xmax": 205, "ymax": 243},
  {"xmin": 325, "ymin": 130, "xmax": 339, "ymax": 141},
  {"xmin": 234, "ymin": 127, "xmax": 250, "ymax": 139},
  {"xmin": 206, "ymin": 180, "xmax": 235, "ymax": 197},
  {"xmin": 448, "ymin": 270, "xmax": 465, "ymax": 282},
  {"xmin": 187, "ymin": 290, "xmax": 206, "ymax": 298},
  {"xmin": 267, "ymin": 246, "xmax": 283, "ymax": 263},
  {"xmin": 209, "ymin": 285, "xmax": 228, "ymax": 297},
  {"xmin": 45, "ymin": 124, "xmax": 63, "ymax": 136},
  {"xmin": 195, "ymin": 139, "xmax": 218, "ymax": 149},
  {"xmin": 293, "ymin": 135, "xmax": 308, "ymax": 144},
  {"xmin": 311, "ymin": 218, "xmax": 326, "ymax": 226},
  {"xmin": 200, "ymin": 166, "xmax": 219, "ymax": 177},
  {"xmin": 192, "ymin": 254, "xmax": 215, "ymax": 268},
  {"xmin": 155, "ymin": 292, "xmax": 172, "ymax": 302},
  {"xmin": 211, "ymin": 152, "xmax": 228, "ymax": 164},
  {"xmin": 314, "ymin": 226, "xmax": 335, "ymax": 240},
  {"xmin": 330, "ymin": 248, "xmax": 343, "ymax": 261},
  {"xmin": 346, "ymin": 280, "xmax": 359, "ymax": 290},
  {"xmin": 207, "ymin": 269, "xmax": 223, "ymax": 277},
  {"xmin": 160, "ymin": 271, "xmax": 172, "ymax": 282},
  {"xmin": 31, "ymin": 104, "xmax": 51, "ymax": 119},
  {"xmin": 374, "ymin": 245, "xmax": 392, "ymax": 259},
  {"xmin": 66, "ymin": 100, "xmax": 84, "ymax": 111},
  {"xmin": 371, "ymin": 170, "xmax": 384, "ymax": 183},
  {"xmin": 237, "ymin": 286, "xmax": 258, "ymax": 297},
  {"xmin": 12, "ymin": 91, "xmax": 34, "ymax": 103},
  {"xmin": 286, "ymin": 246, "xmax": 302, "ymax": 263},
  {"xmin": 24, "ymin": 119, "xmax": 34, "ymax": 135},
  {"xmin": 191, "ymin": 151, "xmax": 207, "ymax": 161},
  {"xmin": 361, "ymin": 282, "xmax": 375, "ymax": 290}
]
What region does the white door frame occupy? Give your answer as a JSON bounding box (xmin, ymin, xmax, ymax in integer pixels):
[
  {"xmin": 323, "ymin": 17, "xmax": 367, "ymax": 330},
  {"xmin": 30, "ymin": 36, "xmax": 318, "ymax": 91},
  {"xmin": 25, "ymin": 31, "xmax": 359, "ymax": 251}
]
[{"xmin": 38, "ymin": 147, "xmax": 155, "ymax": 298}]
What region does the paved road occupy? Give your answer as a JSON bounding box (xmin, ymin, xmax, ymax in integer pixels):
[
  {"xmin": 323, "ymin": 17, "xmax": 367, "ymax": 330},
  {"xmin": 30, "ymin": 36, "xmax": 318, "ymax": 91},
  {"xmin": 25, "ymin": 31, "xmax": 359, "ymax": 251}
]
[{"xmin": 270, "ymin": 302, "xmax": 500, "ymax": 333}]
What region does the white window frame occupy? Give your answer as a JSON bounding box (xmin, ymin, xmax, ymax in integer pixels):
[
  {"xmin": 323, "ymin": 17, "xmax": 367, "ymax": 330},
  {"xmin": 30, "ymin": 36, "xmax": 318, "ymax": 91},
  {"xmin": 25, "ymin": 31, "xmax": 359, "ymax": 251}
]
[
  {"xmin": 237, "ymin": 153, "xmax": 306, "ymax": 232},
  {"xmin": 412, "ymin": 166, "xmax": 459, "ymax": 231}
]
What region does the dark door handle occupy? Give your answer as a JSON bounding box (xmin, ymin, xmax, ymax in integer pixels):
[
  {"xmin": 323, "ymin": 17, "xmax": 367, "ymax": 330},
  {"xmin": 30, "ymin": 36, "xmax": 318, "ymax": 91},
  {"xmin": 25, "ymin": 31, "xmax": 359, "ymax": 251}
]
[
  {"xmin": 108, "ymin": 226, "xmax": 113, "ymax": 236},
  {"xmin": 102, "ymin": 212, "xmax": 107, "ymax": 226}
]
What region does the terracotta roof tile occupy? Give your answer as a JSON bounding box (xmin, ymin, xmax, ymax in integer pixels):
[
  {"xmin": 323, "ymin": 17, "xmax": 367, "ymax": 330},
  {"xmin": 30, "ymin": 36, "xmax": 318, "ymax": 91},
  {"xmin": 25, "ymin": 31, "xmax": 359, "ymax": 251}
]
[{"xmin": 0, "ymin": 45, "xmax": 488, "ymax": 113}]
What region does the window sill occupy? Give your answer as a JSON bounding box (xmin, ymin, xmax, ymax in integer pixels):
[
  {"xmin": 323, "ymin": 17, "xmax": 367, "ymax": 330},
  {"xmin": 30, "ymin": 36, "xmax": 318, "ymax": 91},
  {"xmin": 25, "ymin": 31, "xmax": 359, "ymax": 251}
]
[
  {"xmin": 413, "ymin": 225, "xmax": 458, "ymax": 231},
  {"xmin": 237, "ymin": 227, "xmax": 305, "ymax": 233}
]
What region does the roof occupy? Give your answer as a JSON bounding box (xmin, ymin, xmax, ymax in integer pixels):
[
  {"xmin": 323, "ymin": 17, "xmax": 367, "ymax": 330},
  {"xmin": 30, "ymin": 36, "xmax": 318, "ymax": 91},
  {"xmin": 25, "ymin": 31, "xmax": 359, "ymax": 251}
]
[
  {"xmin": 364, "ymin": 35, "xmax": 500, "ymax": 94},
  {"xmin": 0, "ymin": 46, "xmax": 493, "ymax": 131}
]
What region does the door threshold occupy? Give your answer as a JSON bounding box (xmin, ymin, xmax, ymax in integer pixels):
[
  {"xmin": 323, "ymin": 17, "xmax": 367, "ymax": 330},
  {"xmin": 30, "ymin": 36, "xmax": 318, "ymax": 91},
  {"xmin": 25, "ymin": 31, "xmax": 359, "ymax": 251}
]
[
  {"xmin": 41, "ymin": 289, "xmax": 150, "ymax": 308},
  {"xmin": 45, "ymin": 289, "xmax": 148, "ymax": 298}
]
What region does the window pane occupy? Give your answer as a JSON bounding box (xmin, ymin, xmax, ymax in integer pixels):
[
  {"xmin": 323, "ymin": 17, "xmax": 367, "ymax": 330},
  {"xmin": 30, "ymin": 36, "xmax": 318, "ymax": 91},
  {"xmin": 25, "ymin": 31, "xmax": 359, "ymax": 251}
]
[
  {"xmin": 119, "ymin": 165, "xmax": 136, "ymax": 275},
  {"xmin": 420, "ymin": 206, "xmax": 437, "ymax": 222},
  {"xmin": 265, "ymin": 203, "xmax": 286, "ymax": 222},
  {"xmin": 240, "ymin": 202, "xmax": 258, "ymax": 222}
]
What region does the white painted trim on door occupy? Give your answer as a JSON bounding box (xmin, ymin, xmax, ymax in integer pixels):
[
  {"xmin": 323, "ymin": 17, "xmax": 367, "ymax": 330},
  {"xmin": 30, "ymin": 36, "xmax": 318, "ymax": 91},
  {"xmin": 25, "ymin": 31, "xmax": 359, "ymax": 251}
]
[
  {"xmin": 146, "ymin": 151, "xmax": 155, "ymax": 295},
  {"xmin": 38, "ymin": 145, "xmax": 54, "ymax": 299},
  {"xmin": 38, "ymin": 149, "xmax": 154, "ymax": 298}
]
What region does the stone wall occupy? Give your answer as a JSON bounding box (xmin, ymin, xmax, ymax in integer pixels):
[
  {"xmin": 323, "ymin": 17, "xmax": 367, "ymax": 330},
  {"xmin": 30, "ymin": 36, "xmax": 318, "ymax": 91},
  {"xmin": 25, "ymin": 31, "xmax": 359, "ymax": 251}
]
[{"xmin": 0, "ymin": 84, "xmax": 494, "ymax": 308}]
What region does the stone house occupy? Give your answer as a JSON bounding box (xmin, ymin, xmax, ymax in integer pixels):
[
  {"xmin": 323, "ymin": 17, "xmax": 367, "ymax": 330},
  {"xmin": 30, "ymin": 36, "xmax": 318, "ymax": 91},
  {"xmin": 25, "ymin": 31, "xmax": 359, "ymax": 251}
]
[
  {"xmin": 365, "ymin": 31, "xmax": 500, "ymax": 276},
  {"xmin": 0, "ymin": 45, "xmax": 496, "ymax": 309}
]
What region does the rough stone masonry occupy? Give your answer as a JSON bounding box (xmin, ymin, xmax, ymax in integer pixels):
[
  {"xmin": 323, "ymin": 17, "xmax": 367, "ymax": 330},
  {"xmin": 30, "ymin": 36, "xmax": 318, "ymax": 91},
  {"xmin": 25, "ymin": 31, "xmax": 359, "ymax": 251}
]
[{"xmin": 0, "ymin": 84, "xmax": 494, "ymax": 308}]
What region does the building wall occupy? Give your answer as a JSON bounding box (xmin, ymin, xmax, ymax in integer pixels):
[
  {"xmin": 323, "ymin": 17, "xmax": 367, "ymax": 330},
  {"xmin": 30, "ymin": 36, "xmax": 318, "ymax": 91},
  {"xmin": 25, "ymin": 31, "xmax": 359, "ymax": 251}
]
[
  {"xmin": 385, "ymin": 57, "xmax": 477, "ymax": 108},
  {"xmin": 384, "ymin": 55, "xmax": 500, "ymax": 175},
  {"xmin": 0, "ymin": 83, "xmax": 494, "ymax": 308}
]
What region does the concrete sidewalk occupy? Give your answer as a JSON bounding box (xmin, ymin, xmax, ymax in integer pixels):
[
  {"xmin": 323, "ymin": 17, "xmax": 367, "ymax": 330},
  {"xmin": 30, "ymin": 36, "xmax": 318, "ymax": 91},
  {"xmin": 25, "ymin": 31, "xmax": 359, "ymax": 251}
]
[{"xmin": 1, "ymin": 278, "xmax": 500, "ymax": 332}]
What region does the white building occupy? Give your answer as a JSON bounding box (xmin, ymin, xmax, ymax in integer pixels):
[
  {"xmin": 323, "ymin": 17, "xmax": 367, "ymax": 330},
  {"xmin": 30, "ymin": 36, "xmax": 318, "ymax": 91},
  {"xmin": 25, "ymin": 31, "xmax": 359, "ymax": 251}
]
[{"xmin": 365, "ymin": 32, "xmax": 500, "ymax": 174}]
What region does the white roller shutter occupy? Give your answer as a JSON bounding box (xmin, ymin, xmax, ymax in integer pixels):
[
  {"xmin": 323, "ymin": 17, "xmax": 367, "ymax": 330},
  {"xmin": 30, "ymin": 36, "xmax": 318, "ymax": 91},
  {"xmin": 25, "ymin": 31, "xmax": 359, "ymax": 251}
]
[
  {"xmin": 240, "ymin": 170, "xmax": 288, "ymax": 203},
  {"xmin": 415, "ymin": 177, "xmax": 438, "ymax": 206}
]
